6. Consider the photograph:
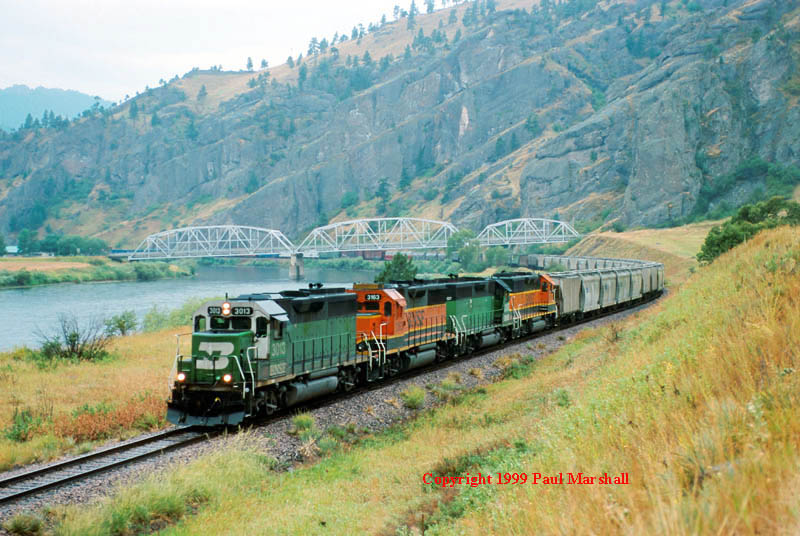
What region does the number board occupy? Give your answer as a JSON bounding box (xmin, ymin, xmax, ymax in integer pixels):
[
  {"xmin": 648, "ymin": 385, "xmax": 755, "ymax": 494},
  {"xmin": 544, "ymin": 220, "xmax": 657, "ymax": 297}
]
[
  {"xmin": 208, "ymin": 306, "xmax": 222, "ymax": 315},
  {"xmin": 365, "ymin": 293, "xmax": 382, "ymax": 301},
  {"xmin": 232, "ymin": 306, "xmax": 253, "ymax": 316}
]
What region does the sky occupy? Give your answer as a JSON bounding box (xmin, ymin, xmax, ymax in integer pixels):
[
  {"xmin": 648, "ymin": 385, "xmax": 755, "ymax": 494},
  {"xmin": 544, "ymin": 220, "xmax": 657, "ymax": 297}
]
[{"xmin": 0, "ymin": 0, "xmax": 413, "ymax": 103}]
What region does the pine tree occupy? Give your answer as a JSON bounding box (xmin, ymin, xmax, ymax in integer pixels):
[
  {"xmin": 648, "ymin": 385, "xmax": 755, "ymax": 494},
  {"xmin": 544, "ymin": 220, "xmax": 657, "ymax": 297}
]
[
  {"xmin": 128, "ymin": 101, "xmax": 138, "ymax": 120},
  {"xmin": 0, "ymin": 233, "xmax": 6, "ymax": 256},
  {"xmin": 376, "ymin": 178, "xmax": 389, "ymax": 215},
  {"xmin": 375, "ymin": 253, "xmax": 418, "ymax": 283},
  {"xmin": 298, "ymin": 64, "xmax": 308, "ymax": 87},
  {"xmin": 197, "ymin": 85, "xmax": 207, "ymax": 100},
  {"xmin": 261, "ymin": 59, "xmax": 268, "ymax": 68},
  {"xmin": 287, "ymin": 56, "xmax": 295, "ymax": 68},
  {"xmin": 247, "ymin": 57, "xmax": 253, "ymax": 71},
  {"xmin": 404, "ymin": 45, "xmax": 413, "ymax": 60},
  {"xmin": 408, "ymin": 0, "xmax": 418, "ymax": 29},
  {"xmin": 426, "ymin": 0, "xmax": 434, "ymax": 13}
]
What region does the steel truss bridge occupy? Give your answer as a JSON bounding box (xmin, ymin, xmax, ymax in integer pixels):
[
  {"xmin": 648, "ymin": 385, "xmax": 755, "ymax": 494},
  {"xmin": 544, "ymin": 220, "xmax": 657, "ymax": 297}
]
[{"xmin": 128, "ymin": 217, "xmax": 580, "ymax": 260}]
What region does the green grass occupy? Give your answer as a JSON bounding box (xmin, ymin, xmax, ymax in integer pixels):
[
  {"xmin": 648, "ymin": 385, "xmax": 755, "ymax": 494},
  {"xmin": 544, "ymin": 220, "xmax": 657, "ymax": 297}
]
[
  {"xmin": 400, "ymin": 385, "xmax": 426, "ymax": 409},
  {"xmin": 0, "ymin": 261, "xmax": 192, "ymax": 288}
]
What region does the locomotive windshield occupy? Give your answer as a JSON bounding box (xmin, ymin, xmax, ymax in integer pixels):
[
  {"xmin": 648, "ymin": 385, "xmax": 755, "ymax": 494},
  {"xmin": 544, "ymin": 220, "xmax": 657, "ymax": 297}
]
[{"xmin": 209, "ymin": 316, "xmax": 252, "ymax": 331}]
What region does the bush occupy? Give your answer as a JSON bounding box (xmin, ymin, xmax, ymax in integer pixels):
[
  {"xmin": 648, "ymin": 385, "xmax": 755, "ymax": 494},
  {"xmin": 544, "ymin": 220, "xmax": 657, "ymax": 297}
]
[
  {"xmin": 143, "ymin": 297, "xmax": 211, "ymax": 332},
  {"xmin": 105, "ymin": 310, "xmax": 138, "ymax": 336},
  {"xmin": 4, "ymin": 408, "xmax": 42, "ymax": 442},
  {"xmin": 33, "ymin": 314, "xmax": 111, "ymax": 364},
  {"xmin": 697, "ymin": 197, "xmax": 800, "ymax": 263},
  {"xmin": 400, "ymin": 385, "xmax": 426, "ymax": 409}
]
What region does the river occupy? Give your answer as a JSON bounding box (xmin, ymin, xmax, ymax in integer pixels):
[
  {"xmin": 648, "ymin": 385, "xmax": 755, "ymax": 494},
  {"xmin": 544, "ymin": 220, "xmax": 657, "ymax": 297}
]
[{"xmin": 0, "ymin": 265, "xmax": 376, "ymax": 352}]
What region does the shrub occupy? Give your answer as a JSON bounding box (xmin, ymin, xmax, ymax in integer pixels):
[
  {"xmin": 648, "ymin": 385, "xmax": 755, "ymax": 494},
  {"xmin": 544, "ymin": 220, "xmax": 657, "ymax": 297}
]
[
  {"xmin": 400, "ymin": 385, "xmax": 426, "ymax": 409},
  {"xmin": 33, "ymin": 314, "xmax": 111, "ymax": 363},
  {"xmin": 143, "ymin": 297, "xmax": 211, "ymax": 332},
  {"xmin": 697, "ymin": 197, "xmax": 800, "ymax": 263},
  {"xmin": 104, "ymin": 310, "xmax": 138, "ymax": 336},
  {"xmin": 4, "ymin": 408, "xmax": 42, "ymax": 442}
]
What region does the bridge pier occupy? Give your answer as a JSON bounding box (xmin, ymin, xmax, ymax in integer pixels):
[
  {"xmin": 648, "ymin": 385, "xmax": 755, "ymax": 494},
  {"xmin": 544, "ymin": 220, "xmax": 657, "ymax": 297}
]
[{"xmin": 289, "ymin": 253, "xmax": 304, "ymax": 280}]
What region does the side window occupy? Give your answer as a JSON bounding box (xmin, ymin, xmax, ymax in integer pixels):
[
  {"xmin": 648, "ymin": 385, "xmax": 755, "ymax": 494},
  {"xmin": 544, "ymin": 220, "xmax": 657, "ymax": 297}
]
[
  {"xmin": 256, "ymin": 317, "xmax": 268, "ymax": 337},
  {"xmin": 194, "ymin": 315, "xmax": 206, "ymax": 332},
  {"xmin": 271, "ymin": 318, "xmax": 283, "ymax": 339},
  {"xmin": 384, "ymin": 301, "xmax": 392, "ymax": 316}
]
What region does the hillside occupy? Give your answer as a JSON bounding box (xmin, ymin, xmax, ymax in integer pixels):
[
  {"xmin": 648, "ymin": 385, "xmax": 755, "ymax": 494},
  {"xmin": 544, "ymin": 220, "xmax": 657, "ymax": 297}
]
[
  {"xmin": 567, "ymin": 219, "xmax": 721, "ymax": 283},
  {"xmin": 0, "ymin": 85, "xmax": 112, "ymax": 132},
  {"xmin": 0, "ymin": 0, "xmax": 799, "ymax": 247},
  {"xmin": 37, "ymin": 225, "xmax": 800, "ymax": 534}
]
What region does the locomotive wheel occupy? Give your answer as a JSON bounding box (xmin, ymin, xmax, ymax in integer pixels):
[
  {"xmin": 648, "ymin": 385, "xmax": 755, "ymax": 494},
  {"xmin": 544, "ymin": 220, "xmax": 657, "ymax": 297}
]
[
  {"xmin": 340, "ymin": 367, "xmax": 357, "ymax": 392},
  {"xmin": 264, "ymin": 389, "xmax": 279, "ymax": 415}
]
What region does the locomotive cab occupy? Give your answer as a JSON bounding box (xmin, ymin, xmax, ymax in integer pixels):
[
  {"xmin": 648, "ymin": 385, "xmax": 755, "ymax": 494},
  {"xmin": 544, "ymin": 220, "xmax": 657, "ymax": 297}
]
[
  {"xmin": 347, "ymin": 284, "xmax": 407, "ymax": 351},
  {"xmin": 168, "ymin": 297, "xmax": 281, "ymax": 426}
]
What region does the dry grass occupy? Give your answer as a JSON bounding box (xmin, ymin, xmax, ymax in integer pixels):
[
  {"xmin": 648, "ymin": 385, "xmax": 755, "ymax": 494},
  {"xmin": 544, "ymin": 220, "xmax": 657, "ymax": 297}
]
[
  {"xmin": 0, "ymin": 327, "xmax": 186, "ymax": 470},
  {"xmin": 0, "ymin": 258, "xmax": 94, "ymax": 272},
  {"xmin": 48, "ymin": 226, "xmax": 800, "ymax": 535},
  {"xmin": 568, "ymin": 220, "xmax": 723, "ymax": 285}
]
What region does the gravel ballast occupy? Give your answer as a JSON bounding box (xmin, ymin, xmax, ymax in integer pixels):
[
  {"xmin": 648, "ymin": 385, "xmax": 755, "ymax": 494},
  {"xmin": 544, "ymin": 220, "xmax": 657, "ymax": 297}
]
[{"xmin": 0, "ymin": 296, "xmax": 661, "ymax": 529}]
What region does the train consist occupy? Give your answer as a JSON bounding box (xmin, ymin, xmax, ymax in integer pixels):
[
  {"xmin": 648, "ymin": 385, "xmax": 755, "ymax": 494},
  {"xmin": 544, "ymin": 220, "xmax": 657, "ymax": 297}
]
[{"xmin": 167, "ymin": 255, "xmax": 664, "ymax": 426}]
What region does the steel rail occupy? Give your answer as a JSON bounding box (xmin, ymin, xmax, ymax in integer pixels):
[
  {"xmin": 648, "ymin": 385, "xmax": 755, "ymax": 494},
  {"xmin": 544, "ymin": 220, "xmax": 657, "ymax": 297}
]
[{"xmin": 0, "ymin": 426, "xmax": 213, "ymax": 505}]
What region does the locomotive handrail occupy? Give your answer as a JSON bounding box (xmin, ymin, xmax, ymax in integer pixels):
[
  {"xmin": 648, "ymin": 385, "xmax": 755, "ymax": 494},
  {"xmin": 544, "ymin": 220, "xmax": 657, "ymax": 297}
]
[
  {"xmin": 245, "ymin": 347, "xmax": 258, "ymax": 403},
  {"xmin": 232, "ymin": 356, "xmax": 247, "ymax": 400}
]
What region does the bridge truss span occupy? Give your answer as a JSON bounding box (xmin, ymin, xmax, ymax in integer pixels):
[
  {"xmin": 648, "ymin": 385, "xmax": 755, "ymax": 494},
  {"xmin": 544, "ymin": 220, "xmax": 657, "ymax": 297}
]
[
  {"xmin": 128, "ymin": 225, "xmax": 296, "ymax": 260},
  {"xmin": 297, "ymin": 218, "xmax": 459, "ymax": 257},
  {"xmin": 477, "ymin": 218, "xmax": 580, "ymax": 247}
]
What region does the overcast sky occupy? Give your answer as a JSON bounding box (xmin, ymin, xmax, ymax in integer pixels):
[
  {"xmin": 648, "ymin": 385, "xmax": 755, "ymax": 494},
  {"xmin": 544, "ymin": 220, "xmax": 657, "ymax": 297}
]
[{"xmin": 0, "ymin": 0, "xmax": 410, "ymax": 102}]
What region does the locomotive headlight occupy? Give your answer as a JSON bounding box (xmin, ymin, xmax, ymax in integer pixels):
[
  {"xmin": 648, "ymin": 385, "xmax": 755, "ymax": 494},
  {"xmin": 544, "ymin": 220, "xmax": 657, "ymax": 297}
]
[
  {"xmin": 222, "ymin": 302, "xmax": 231, "ymax": 316},
  {"xmin": 222, "ymin": 373, "xmax": 233, "ymax": 383},
  {"xmin": 176, "ymin": 372, "xmax": 186, "ymax": 382}
]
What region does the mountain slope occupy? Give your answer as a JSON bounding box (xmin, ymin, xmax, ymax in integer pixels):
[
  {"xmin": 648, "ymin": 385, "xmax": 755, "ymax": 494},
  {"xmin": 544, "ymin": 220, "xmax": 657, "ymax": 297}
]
[
  {"xmin": 0, "ymin": 0, "xmax": 798, "ymax": 247},
  {"xmin": 0, "ymin": 85, "xmax": 112, "ymax": 131}
]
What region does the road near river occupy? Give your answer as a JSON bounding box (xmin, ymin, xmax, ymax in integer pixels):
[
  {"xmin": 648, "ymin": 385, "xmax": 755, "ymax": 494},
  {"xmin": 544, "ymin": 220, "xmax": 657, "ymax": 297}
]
[{"xmin": 0, "ymin": 265, "xmax": 375, "ymax": 352}]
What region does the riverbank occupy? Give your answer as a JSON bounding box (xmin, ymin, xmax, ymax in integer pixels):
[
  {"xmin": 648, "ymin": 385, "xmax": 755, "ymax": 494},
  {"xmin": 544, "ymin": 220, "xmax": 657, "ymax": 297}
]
[{"xmin": 0, "ymin": 257, "xmax": 194, "ymax": 289}]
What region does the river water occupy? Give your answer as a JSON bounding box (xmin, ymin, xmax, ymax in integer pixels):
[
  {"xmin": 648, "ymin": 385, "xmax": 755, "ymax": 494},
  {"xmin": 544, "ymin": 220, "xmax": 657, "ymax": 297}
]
[{"xmin": 0, "ymin": 265, "xmax": 376, "ymax": 352}]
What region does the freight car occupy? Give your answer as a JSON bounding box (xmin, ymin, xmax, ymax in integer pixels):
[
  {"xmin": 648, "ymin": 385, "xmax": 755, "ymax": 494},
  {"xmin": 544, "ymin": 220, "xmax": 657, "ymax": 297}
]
[{"xmin": 167, "ymin": 256, "xmax": 664, "ymax": 426}]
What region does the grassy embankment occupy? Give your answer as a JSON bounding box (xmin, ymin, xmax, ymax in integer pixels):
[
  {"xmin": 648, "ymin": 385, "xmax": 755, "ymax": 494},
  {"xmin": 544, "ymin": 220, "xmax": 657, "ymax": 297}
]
[
  {"xmin": 25, "ymin": 226, "xmax": 797, "ymax": 534},
  {"xmin": 568, "ymin": 219, "xmax": 722, "ymax": 285},
  {"xmin": 0, "ymin": 256, "xmax": 193, "ymax": 288},
  {"xmin": 0, "ymin": 328, "xmax": 189, "ymax": 472}
]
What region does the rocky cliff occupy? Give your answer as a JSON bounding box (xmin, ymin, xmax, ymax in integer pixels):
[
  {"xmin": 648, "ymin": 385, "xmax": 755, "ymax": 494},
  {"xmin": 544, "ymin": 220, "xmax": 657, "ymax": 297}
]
[{"xmin": 0, "ymin": 0, "xmax": 797, "ymax": 246}]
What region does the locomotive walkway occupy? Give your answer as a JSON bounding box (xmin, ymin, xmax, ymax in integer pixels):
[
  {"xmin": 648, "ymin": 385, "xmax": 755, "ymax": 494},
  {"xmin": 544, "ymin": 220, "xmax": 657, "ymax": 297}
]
[{"xmin": 127, "ymin": 217, "xmax": 580, "ymax": 261}]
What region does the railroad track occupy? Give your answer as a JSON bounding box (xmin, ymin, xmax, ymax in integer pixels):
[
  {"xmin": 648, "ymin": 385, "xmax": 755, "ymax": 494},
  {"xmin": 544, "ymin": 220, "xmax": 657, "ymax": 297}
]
[
  {"xmin": 0, "ymin": 292, "xmax": 662, "ymax": 507},
  {"xmin": 0, "ymin": 426, "xmax": 212, "ymax": 505}
]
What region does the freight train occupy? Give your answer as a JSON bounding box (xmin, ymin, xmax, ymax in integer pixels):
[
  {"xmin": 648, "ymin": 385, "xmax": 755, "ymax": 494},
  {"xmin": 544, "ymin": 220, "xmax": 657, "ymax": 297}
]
[{"xmin": 167, "ymin": 255, "xmax": 664, "ymax": 426}]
